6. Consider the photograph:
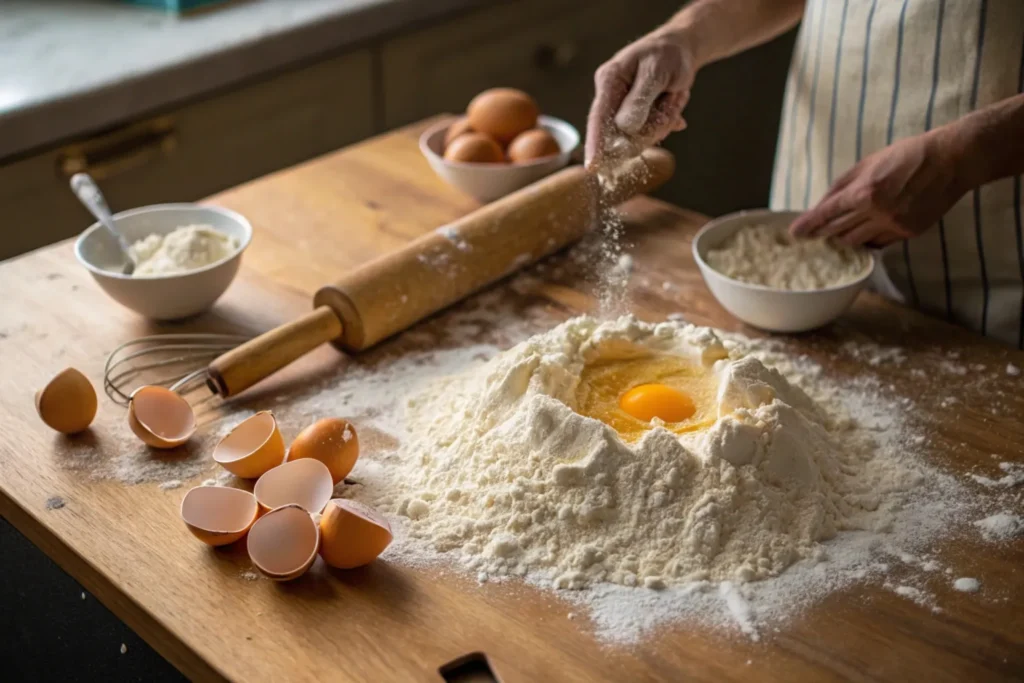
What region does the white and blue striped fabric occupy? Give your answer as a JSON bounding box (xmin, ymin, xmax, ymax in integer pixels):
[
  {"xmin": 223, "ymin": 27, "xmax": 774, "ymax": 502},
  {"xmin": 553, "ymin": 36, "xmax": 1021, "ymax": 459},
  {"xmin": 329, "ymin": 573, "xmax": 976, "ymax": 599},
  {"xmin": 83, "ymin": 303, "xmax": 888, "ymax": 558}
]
[{"xmin": 770, "ymin": 0, "xmax": 1024, "ymax": 347}]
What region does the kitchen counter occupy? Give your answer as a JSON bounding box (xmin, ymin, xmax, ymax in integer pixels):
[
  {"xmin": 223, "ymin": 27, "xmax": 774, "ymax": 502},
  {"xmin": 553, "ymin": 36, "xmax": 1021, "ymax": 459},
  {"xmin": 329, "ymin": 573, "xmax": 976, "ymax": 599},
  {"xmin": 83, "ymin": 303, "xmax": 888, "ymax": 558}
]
[
  {"xmin": 0, "ymin": 117, "xmax": 1022, "ymax": 682},
  {"xmin": 0, "ymin": 0, "xmax": 488, "ymax": 160}
]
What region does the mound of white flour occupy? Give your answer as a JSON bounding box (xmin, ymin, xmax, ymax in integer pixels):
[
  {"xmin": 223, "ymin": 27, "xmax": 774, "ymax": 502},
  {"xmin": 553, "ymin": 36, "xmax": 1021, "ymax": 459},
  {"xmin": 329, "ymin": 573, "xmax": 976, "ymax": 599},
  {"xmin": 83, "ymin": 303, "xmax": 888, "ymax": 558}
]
[
  {"xmin": 366, "ymin": 316, "xmax": 928, "ymax": 591},
  {"xmin": 706, "ymin": 224, "xmax": 871, "ymax": 290}
]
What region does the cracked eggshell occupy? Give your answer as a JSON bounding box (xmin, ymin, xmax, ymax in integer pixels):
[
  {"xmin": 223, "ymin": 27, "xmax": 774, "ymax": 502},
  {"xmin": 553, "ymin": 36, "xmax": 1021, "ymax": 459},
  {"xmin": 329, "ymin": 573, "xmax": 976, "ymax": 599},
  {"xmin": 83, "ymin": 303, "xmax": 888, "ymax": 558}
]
[
  {"xmin": 253, "ymin": 458, "xmax": 333, "ymax": 514},
  {"xmin": 180, "ymin": 486, "xmax": 258, "ymax": 547},
  {"xmin": 213, "ymin": 411, "xmax": 285, "ymax": 479},
  {"xmin": 319, "ymin": 499, "xmax": 393, "ymax": 569},
  {"xmin": 35, "ymin": 367, "xmax": 97, "ymax": 434},
  {"xmin": 286, "ymin": 418, "xmax": 359, "ymax": 484},
  {"xmin": 128, "ymin": 385, "xmax": 196, "ymax": 449},
  {"xmin": 247, "ymin": 504, "xmax": 320, "ymax": 581}
]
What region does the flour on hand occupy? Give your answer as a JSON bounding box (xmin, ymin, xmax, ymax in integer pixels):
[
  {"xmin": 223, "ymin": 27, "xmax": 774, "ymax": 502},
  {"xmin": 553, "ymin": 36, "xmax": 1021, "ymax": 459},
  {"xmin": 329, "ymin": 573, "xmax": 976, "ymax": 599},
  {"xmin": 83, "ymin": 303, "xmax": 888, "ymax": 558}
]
[{"xmin": 706, "ymin": 224, "xmax": 871, "ymax": 290}]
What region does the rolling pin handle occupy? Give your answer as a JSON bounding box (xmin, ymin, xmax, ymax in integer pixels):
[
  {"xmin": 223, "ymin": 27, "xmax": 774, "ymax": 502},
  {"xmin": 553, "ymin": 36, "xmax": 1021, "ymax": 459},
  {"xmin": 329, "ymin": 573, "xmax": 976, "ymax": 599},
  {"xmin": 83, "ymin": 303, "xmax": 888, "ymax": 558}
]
[{"xmin": 206, "ymin": 306, "xmax": 343, "ymax": 398}]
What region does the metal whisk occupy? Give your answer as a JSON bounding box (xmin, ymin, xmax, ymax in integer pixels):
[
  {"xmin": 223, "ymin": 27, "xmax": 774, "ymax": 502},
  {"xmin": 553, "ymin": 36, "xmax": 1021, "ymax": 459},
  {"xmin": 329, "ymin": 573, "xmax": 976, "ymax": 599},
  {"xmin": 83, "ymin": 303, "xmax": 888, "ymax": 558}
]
[{"xmin": 104, "ymin": 333, "xmax": 252, "ymax": 407}]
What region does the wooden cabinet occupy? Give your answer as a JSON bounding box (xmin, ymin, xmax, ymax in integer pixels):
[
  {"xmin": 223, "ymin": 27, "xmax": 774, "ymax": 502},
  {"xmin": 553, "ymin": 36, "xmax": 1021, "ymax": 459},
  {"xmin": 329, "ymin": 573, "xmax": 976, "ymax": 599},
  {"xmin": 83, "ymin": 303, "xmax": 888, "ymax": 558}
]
[
  {"xmin": 380, "ymin": 0, "xmax": 680, "ymax": 133},
  {"xmin": 0, "ymin": 0, "xmax": 797, "ymax": 261},
  {"xmin": 0, "ymin": 49, "xmax": 374, "ymax": 261}
]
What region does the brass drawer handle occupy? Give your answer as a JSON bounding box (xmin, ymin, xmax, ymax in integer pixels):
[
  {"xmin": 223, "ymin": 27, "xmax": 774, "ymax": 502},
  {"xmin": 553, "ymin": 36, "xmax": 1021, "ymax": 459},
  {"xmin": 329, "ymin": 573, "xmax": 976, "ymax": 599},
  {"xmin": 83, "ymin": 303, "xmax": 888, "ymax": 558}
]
[{"xmin": 57, "ymin": 115, "xmax": 178, "ymax": 181}]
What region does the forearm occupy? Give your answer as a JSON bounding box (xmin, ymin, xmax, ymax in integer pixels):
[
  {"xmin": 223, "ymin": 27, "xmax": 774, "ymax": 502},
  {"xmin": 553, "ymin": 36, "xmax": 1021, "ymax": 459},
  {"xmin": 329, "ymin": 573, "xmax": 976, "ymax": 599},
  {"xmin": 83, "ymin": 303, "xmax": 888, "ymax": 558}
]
[
  {"xmin": 943, "ymin": 93, "xmax": 1024, "ymax": 191},
  {"xmin": 656, "ymin": 0, "xmax": 806, "ymax": 69}
]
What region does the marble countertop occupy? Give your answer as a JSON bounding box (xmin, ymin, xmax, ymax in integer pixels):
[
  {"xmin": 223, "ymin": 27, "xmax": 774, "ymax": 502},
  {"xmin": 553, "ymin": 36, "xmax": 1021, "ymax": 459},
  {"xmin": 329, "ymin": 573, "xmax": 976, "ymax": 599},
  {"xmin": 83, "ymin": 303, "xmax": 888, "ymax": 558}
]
[{"xmin": 0, "ymin": 0, "xmax": 485, "ymax": 160}]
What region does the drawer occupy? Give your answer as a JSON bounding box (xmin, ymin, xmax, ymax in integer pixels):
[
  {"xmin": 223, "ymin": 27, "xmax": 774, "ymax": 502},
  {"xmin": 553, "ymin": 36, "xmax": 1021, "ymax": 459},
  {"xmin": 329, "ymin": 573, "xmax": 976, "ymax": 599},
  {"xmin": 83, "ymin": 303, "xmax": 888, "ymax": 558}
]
[
  {"xmin": 0, "ymin": 48, "xmax": 374, "ymax": 261},
  {"xmin": 381, "ymin": 0, "xmax": 681, "ymax": 134}
]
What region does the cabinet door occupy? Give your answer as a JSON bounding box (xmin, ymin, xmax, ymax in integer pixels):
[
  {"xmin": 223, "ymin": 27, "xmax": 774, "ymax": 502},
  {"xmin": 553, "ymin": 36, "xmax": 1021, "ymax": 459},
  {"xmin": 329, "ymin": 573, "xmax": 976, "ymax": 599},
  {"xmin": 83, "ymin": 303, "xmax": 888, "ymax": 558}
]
[
  {"xmin": 382, "ymin": 0, "xmax": 797, "ymax": 217},
  {"xmin": 381, "ymin": 0, "xmax": 680, "ymax": 134},
  {"xmin": 0, "ymin": 49, "xmax": 374, "ymax": 261}
]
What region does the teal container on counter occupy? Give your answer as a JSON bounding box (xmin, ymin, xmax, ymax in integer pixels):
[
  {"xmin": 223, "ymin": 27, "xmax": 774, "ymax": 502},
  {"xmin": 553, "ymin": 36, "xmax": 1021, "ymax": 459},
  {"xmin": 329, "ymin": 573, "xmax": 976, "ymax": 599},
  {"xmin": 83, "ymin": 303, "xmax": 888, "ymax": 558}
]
[{"xmin": 119, "ymin": 0, "xmax": 232, "ymax": 12}]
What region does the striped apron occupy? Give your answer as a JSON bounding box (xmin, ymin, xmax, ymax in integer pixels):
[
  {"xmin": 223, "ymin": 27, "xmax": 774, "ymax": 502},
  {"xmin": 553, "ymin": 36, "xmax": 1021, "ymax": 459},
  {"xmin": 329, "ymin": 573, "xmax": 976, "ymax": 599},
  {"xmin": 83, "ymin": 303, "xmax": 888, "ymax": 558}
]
[{"xmin": 769, "ymin": 0, "xmax": 1024, "ymax": 347}]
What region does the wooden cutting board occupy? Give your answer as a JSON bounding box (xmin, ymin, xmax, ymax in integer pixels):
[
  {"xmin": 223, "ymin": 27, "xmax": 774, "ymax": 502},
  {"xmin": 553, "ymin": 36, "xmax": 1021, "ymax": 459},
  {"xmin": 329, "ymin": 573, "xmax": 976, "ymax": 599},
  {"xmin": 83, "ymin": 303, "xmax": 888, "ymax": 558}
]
[{"xmin": 0, "ymin": 118, "xmax": 1022, "ymax": 682}]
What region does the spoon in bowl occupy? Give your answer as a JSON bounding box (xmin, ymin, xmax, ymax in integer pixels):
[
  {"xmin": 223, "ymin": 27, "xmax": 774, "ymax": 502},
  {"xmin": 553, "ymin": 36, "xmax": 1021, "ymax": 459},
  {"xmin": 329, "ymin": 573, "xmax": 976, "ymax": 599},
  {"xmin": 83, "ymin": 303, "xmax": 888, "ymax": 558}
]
[{"xmin": 70, "ymin": 173, "xmax": 136, "ymax": 275}]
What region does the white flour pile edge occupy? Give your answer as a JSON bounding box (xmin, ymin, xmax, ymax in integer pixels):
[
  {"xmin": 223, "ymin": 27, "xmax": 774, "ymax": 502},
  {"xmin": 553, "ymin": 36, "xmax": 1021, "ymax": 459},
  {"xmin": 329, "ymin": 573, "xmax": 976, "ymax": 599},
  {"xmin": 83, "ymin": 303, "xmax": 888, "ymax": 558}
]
[{"xmin": 346, "ymin": 316, "xmax": 993, "ymax": 643}]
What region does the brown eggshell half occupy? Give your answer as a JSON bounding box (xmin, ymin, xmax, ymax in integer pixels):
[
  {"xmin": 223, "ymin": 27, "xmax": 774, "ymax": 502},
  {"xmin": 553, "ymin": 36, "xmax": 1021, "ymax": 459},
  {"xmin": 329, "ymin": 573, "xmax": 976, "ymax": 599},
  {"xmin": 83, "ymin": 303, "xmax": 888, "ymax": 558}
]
[
  {"xmin": 253, "ymin": 458, "xmax": 333, "ymax": 514},
  {"xmin": 247, "ymin": 504, "xmax": 320, "ymax": 581},
  {"xmin": 35, "ymin": 367, "xmax": 98, "ymax": 435},
  {"xmin": 319, "ymin": 499, "xmax": 393, "ymax": 569},
  {"xmin": 128, "ymin": 386, "xmax": 196, "ymax": 449},
  {"xmin": 213, "ymin": 411, "xmax": 286, "ymax": 479},
  {"xmin": 286, "ymin": 418, "xmax": 360, "ymax": 485},
  {"xmin": 180, "ymin": 486, "xmax": 259, "ymax": 547}
]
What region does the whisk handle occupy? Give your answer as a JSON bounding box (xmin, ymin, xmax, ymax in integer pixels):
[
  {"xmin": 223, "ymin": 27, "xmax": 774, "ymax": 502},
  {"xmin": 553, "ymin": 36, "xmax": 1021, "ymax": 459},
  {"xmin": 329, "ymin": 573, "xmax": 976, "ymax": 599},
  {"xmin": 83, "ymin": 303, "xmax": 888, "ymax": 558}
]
[{"xmin": 206, "ymin": 306, "xmax": 343, "ymax": 397}]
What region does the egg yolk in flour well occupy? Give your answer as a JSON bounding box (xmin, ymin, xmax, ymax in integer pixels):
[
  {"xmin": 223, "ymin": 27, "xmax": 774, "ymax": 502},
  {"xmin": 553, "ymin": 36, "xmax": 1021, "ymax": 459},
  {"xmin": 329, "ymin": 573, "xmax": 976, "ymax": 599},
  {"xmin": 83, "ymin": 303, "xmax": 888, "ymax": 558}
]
[{"xmin": 574, "ymin": 355, "xmax": 718, "ymax": 442}]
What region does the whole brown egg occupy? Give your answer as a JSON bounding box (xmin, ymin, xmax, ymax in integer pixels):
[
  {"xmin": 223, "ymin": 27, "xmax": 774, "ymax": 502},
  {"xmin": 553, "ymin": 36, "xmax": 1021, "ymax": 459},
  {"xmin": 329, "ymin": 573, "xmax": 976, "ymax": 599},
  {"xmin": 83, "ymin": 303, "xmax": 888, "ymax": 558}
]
[
  {"xmin": 443, "ymin": 132, "xmax": 505, "ymax": 163},
  {"xmin": 466, "ymin": 88, "xmax": 539, "ymax": 145},
  {"xmin": 507, "ymin": 128, "xmax": 561, "ymax": 163},
  {"xmin": 444, "ymin": 116, "xmax": 474, "ymax": 148}
]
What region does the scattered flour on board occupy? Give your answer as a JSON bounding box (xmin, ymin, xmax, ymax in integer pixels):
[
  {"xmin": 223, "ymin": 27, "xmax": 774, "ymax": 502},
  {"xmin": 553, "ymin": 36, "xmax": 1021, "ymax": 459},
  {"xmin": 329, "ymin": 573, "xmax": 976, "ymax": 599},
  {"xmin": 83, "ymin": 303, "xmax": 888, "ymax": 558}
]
[
  {"xmin": 970, "ymin": 462, "xmax": 1024, "ymax": 489},
  {"xmin": 53, "ymin": 279, "xmax": 1022, "ymax": 645},
  {"xmin": 973, "ymin": 513, "xmax": 1024, "ymax": 542},
  {"xmin": 953, "ymin": 577, "xmax": 980, "ymax": 592}
]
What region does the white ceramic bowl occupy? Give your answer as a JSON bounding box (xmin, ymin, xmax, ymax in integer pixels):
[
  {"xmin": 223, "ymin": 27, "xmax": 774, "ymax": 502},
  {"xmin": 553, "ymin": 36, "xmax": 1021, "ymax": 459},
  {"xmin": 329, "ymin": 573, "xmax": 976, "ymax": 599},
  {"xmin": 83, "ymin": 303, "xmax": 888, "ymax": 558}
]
[
  {"xmin": 420, "ymin": 115, "xmax": 579, "ymax": 202},
  {"xmin": 74, "ymin": 203, "xmax": 252, "ymax": 320},
  {"xmin": 692, "ymin": 209, "xmax": 875, "ymax": 333}
]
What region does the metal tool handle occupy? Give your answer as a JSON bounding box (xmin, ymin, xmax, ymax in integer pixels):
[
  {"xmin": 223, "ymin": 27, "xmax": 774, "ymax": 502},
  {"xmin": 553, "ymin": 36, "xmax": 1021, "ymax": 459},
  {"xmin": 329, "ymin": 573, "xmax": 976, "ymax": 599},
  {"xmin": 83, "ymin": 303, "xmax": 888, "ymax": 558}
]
[
  {"xmin": 205, "ymin": 306, "xmax": 344, "ymax": 398},
  {"xmin": 70, "ymin": 173, "xmax": 136, "ymax": 273}
]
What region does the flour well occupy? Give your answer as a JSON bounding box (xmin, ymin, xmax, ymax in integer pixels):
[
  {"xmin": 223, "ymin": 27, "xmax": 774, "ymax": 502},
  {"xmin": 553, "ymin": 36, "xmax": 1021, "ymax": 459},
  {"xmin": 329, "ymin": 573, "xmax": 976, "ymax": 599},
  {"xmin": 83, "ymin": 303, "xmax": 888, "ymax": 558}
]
[
  {"xmin": 374, "ymin": 316, "xmax": 931, "ymax": 589},
  {"xmin": 706, "ymin": 224, "xmax": 871, "ymax": 290}
]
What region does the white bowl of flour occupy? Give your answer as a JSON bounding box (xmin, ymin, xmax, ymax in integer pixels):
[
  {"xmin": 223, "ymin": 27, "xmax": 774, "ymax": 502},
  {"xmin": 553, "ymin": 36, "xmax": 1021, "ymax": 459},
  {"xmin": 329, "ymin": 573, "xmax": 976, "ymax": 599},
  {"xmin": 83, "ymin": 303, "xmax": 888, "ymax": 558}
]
[
  {"xmin": 75, "ymin": 203, "xmax": 251, "ymax": 320},
  {"xmin": 693, "ymin": 209, "xmax": 874, "ymax": 332}
]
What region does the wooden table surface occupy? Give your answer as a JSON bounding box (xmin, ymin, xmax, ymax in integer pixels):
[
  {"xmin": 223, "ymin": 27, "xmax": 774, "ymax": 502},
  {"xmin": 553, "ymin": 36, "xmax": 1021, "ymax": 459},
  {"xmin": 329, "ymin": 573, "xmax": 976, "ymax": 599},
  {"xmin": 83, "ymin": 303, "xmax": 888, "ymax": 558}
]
[{"xmin": 1, "ymin": 119, "xmax": 1022, "ymax": 683}]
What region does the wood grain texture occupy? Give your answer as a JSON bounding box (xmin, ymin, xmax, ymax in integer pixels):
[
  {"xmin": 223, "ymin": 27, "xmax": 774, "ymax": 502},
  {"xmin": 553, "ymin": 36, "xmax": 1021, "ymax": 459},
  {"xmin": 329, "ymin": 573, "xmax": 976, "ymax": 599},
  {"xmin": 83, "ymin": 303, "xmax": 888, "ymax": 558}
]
[
  {"xmin": 1, "ymin": 119, "xmax": 1022, "ymax": 683},
  {"xmin": 315, "ymin": 147, "xmax": 673, "ymax": 350}
]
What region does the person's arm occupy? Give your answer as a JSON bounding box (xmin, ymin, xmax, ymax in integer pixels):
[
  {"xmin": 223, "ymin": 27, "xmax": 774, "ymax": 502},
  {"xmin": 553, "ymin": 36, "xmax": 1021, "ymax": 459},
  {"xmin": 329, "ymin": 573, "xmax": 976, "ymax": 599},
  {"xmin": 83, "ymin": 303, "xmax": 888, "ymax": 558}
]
[
  {"xmin": 668, "ymin": 0, "xmax": 808, "ymax": 68},
  {"xmin": 948, "ymin": 93, "xmax": 1024, "ymax": 190},
  {"xmin": 791, "ymin": 93, "xmax": 1024, "ymax": 247},
  {"xmin": 586, "ymin": 0, "xmax": 806, "ymax": 167}
]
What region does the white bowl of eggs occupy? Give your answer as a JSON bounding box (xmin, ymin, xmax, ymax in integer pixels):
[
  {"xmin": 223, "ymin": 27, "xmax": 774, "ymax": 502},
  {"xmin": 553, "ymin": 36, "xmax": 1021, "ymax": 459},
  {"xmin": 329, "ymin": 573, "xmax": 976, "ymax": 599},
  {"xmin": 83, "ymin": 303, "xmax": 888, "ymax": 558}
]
[
  {"xmin": 420, "ymin": 88, "xmax": 579, "ymax": 203},
  {"xmin": 692, "ymin": 209, "xmax": 876, "ymax": 332}
]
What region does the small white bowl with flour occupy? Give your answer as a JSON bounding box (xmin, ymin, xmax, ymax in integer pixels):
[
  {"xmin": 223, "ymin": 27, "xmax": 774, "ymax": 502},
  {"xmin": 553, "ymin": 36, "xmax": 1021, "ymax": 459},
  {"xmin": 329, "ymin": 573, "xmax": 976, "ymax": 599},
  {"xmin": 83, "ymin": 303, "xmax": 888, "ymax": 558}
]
[
  {"xmin": 75, "ymin": 203, "xmax": 251, "ymax": 320},
  {"xmin": 692, "ymin": 209, "xmax": 875, "ymax": 332}
]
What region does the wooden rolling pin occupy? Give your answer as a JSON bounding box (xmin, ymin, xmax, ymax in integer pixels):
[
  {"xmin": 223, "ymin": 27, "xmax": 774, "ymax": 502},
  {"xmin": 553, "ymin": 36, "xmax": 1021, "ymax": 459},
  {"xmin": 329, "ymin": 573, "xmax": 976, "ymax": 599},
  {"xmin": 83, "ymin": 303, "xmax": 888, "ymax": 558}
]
[{"xmin": 206, "ymin": 148, "xmax": 675, "ymax": 397}]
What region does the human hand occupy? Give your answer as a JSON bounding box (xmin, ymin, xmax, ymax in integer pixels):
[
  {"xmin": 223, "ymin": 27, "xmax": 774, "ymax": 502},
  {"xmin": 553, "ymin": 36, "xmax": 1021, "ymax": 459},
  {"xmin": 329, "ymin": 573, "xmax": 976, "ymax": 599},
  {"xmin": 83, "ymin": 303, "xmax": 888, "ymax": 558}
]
[
  {"xmin": 790, "ymin": 130, "xmax": 967, "ymax": 248},
  {"xmin": 585, "ymin": 30, "xmax": 696, "ymax": 169}
]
